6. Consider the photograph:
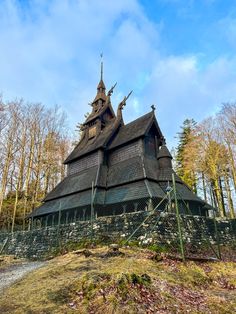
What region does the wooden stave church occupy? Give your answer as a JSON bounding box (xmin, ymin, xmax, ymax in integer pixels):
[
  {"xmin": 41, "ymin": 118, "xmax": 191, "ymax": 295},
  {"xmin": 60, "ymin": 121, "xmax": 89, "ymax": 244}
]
[{"xmin": 29, "ymin": 66, "xmax": 211, "ymax": 225}]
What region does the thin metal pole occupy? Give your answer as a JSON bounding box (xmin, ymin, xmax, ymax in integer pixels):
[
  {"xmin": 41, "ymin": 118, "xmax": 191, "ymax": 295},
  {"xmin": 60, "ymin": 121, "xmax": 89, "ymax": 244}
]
[
  {"xmin": 91, "ymin": 181, "xmax": 95, "ymax": 240},
  {"xmin": 57, "ymin": 201, "xmax": 62, "ymax": 248},
  {"xmin": 172, "ymin": 174, "xmax": 185, "ymax": 262},
  {"xmin": 212, "ymin": 208, "xmax": 221, "ymax": 260},
  {"xmin": 125, "ymin": 193, "xmax": 170, "ymax": 244}
]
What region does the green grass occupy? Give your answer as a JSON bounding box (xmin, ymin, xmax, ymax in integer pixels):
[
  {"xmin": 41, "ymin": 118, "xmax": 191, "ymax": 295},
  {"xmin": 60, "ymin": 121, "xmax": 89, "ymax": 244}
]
[{"xmin": 0, "ymin": 247, "xmax": 235, "ymax": 313}]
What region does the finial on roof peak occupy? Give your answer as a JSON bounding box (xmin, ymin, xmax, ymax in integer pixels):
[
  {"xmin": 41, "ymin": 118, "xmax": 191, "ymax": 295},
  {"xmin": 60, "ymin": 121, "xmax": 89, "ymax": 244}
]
[
  {"xmin": 119, "ymin": 90, "xmax": 132, "ymax": 109},
  {"xmin": 107, "ymin": 82, "xmax": 117, "ymax": 96},
  {"xmin": 151, "ymin": 104, "xmax": 156, "ymax": 112},
  {"xmin": 116, "ymin": 90, "xmax": 133, "ymax": 125}
]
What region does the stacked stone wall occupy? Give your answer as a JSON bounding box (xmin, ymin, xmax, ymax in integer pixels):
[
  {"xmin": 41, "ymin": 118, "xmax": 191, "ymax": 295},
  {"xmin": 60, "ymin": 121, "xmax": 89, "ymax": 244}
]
[{"xmin": 0, "ymin": 212, "xmax": 235, "ymax": 259}]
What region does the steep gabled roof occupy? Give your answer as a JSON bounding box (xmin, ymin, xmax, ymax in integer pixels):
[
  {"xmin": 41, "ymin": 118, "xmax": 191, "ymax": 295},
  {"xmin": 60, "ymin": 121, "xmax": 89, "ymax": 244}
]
[
  {"xmin": 64, "ymin": 120, "xmax": 116, "ymax": 163},
  {"xmin": 108, "ymin": 111, "xmax": 163, "ymax": 150},
  {"xmin": 85, "ymin": 101, "xmax": 115, "ymax": 124}
]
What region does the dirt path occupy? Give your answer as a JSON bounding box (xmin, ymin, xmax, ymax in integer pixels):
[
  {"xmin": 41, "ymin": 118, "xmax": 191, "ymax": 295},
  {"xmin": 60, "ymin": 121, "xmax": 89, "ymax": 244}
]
[{"xmin": 0, "ymin": 261, "xmax": 46, "ymax": 293}]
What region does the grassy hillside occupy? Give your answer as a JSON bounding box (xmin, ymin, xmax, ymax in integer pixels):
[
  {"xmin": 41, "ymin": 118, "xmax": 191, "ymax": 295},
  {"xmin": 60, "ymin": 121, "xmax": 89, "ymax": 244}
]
[{"xmin": 0, "ymin": 246, "xmax": 235, "ymax": 314}]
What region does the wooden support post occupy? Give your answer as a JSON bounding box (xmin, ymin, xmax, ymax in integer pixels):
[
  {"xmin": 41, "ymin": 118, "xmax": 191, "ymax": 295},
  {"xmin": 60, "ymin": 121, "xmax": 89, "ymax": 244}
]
[
  {"xmin": 74, "ymin": 209, "xmax": 77, "ymax": 222},
  {"xmin": 57, "ymin": 207, "xmax": 62, "ymax": 249}
]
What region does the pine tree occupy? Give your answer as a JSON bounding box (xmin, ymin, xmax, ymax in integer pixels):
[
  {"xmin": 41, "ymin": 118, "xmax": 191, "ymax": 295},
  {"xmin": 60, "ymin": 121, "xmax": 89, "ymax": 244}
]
[{"xmin": 175, "ymin": 119, "xmax": 197, "ymax": 192}]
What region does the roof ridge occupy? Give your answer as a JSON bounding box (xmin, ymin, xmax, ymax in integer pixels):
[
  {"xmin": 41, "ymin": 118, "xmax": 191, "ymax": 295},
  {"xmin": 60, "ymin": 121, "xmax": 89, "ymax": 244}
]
[{"xmin": 122, "ymin": 111, "xmax": 153, "ymax": 128}]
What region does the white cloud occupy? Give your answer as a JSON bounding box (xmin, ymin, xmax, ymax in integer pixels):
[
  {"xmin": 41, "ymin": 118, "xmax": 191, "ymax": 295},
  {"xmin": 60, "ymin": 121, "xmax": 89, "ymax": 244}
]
[
  {"xmin": 138, "ymin": 54, "xmax": 236, "ymax": 148},
  {"xmin": 0, "ymin": 0, "xmax": 236, "ymax": 149}
]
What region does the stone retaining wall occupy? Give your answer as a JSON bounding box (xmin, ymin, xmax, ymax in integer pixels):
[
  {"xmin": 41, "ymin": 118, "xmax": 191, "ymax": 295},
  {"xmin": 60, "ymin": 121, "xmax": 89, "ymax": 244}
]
[{"xmin": 0, "ymin": 212, "xmax": 235, "ymax": 259}]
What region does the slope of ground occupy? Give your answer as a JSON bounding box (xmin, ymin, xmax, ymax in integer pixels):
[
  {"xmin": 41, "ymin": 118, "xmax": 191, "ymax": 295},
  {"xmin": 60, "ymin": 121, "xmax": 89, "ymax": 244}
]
[
  {"xmin": 0, "ymin": 247, "xmax": 235, "ymax": 314},
  {"xmin": 0, "ymin": 259, "xmax": 46, "ymax": 292}
]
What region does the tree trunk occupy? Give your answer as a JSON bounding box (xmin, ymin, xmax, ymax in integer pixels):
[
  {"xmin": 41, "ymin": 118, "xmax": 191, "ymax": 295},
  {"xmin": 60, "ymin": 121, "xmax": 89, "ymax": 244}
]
[
  {"xmin": 22, "ymin": 133, "xmax": 35, "ymax": 229},
  {"xmin": 224, "ymin": 175, "xmax": 235, "ymax": 218},
  {"xmin": 0, "ymin": 131, "xmax": 14, "ymax": 213},
  {"xmin": 212, "ymin": 178, "xmax": 225, "ymax": 217},
  {"xmin": 227, "ymin": 143, "xmax": 236, "ymax": 193},
  {"xmin": 218, "ymin": 176, "xmax": 226, "ymax": 217},
  {"xmin": 201, "ymin": 172, "xmax": 207, "ymax": 202}
]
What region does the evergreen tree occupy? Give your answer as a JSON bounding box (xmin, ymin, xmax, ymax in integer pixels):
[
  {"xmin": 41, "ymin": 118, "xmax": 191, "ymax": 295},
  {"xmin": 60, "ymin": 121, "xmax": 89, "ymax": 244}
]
[{"xmin": 175, "ymin": 119, "xmax": 198, "ymax": 192}]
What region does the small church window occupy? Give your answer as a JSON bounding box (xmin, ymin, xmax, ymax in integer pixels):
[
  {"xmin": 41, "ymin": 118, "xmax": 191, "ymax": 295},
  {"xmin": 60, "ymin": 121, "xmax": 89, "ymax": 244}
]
[{"xmin": 89, "ymin": 125, "xmax": 96, "ymax": 139}]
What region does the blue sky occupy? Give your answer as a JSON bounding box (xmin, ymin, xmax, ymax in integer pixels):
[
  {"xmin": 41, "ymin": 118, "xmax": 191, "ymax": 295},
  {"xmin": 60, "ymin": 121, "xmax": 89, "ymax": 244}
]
[{"xmin": 1, "ymin": 0, "xmax": 236, "ymax": 148}]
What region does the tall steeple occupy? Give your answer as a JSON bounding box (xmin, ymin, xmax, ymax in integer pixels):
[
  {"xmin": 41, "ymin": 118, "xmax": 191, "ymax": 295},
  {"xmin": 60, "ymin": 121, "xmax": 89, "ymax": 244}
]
[
  {"xmin": 93, "ymin": 55, "xmax": 106, "ymax": 103},
  {"xmin": 84, "ymin": 56, "xmax": 116, "ymax": 125}
]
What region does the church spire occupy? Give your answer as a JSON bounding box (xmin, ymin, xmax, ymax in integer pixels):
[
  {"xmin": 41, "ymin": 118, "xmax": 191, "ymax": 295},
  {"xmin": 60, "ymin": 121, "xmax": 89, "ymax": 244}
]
[
  {"xmin": 96, "ymin": 53, "xmax": 106, "ymax": 92},
  {"xmin": 84, "ymin": 57, "xmax": 116, "ymax": 127},
  {"xmin": 100, "ymin": 54, "xmax": 103, "ymax": 81},
  {"xmin": 92, "ymin": 55, "xmax": 106, "ymax": 104}
]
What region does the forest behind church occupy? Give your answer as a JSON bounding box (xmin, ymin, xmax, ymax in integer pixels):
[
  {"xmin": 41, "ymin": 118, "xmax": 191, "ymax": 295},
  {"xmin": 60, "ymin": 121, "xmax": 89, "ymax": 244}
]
[
  {"xmin": 175, "ymin": 103, "xmax": 236, "ymax": 219},
  {"xmin": 0, "ymin": 97, "xmax": 235, "ymax": 232},
  {"xmin": 0, "ymin": 98, "xmax": 71, "ymax": 232}
]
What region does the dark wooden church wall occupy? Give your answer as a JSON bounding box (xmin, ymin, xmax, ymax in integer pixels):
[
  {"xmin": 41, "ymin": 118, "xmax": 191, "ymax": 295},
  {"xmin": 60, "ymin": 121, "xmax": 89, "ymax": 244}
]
[
  {"xmin": 67, "ymin": 151, "xmax": 101, "ymax": 176},
  {"xmin": 144, "ymin": 124, "xmax": 161, "ymax": 159},
  {"xmin": 38, "ymin": 205, "xmax": 93, "ymax": 227},
  {"xmin": 109, "ymin": 140, "xmax": 143, "ymax": 165},
  {"xmin": 95, "ymin": 198, "xmax": 150, "ymax": 217}
]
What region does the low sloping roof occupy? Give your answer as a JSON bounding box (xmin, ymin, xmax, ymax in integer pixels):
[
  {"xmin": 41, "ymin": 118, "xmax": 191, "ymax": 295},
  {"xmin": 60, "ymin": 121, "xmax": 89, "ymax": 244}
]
[
  {"xmin": 44, "ymin": 166, "xmax": 98, "ymax": 201},
  {"xmin": 148, "ymin": 181, "xmax": 166, "ymax": 198},
  {"xmin": 176, "ymin": 183, "xmax": 204, "ymax": 203},
  {"xmin": 157, "ymin": 168, "xmax": 182, "ymax": 183},
  {"xmin": 158, "ymin": 181, "xmax": 204, "ymax": 202},
  {"xmin": 107, "ymin": 156, "xmax": 144, "ymax": 187},
  {"xmin": 105, "ymin": 181, "xmax": 150, "ymax": 204},
  {"xmin": 108, "ymin": 112, "xmax": 155, "ymax": 149},
  {"xmin": 29, "ymin": 189, "xmax": 106, "ymax": 217}
]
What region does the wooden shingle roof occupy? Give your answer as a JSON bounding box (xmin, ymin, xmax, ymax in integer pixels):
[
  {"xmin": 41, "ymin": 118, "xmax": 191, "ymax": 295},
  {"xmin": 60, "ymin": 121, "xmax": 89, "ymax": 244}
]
[
  {"xmin": 64, "ymin": 121, "xmax": 116, "ymax": 163},
  {"xmin": 108, "ymin": 112, "xmax": 155, "ymax": 150},
  {"xmin": 44, "ymin": 166, "xmax": 98, "ymax": 201},
  {"xmin": 29, "ymin": 189, "xmax": 106, "ymax": 217},
  {"xmin": 157, "ymin": 145, "xmax": 173, "ymax": 159},
  {"xmin": 107, "ymin": 156, "xmax": 144, "ymax": 187}
]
